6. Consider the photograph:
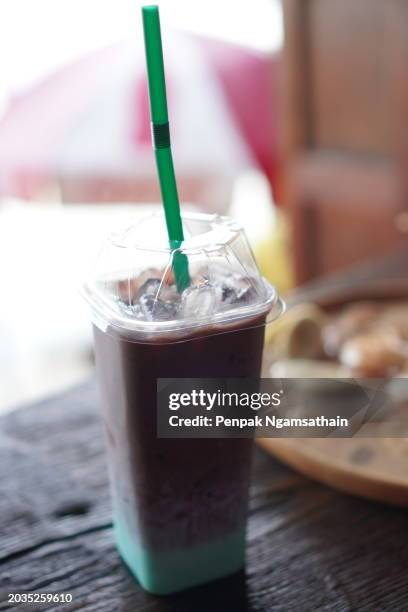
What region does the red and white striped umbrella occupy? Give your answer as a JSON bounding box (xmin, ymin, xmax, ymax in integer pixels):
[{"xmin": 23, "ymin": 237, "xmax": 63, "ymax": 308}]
[{"xmin": 0, "ymin": 32, "xmax": 262, "ymax": 211}]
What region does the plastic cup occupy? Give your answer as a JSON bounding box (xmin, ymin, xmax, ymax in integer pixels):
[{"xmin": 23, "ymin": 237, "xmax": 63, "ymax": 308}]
[{"xmin": 83, "ymin": 211, "xmax": 283, "ymax": 595}]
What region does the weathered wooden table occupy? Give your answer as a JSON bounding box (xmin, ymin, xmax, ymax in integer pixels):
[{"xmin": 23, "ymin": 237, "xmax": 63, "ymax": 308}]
[
  {"xmin": 1, "ymin": 379, "xmax": 408, "ymax": 611},
  {"xmin": 2, "ymin": 249, "xmax": 408, "ymax": 611}
]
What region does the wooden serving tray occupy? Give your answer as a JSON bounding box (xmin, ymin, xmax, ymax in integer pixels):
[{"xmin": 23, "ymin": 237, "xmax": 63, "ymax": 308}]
[
  {"xmin": 257, "ymin": 437, "xmax": 408, "ymax": 508},
  {"xmin": 258, "ymin": 273, "xmax": 408, "ymax": 507}
]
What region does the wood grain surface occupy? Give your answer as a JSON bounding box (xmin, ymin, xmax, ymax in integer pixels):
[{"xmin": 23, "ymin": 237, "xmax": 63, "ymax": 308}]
[{"xmin": 1, "ymin": 380, "xmax": 408, "ymax": 611}]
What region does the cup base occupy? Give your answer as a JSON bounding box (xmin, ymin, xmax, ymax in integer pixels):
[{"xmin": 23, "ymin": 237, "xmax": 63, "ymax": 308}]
[{"xmin": 114, "ymin": 517, "xmax": 246, "ymax": 595}]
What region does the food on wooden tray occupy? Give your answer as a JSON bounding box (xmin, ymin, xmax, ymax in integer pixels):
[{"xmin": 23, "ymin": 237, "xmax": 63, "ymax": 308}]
[
  {"xmin": 269, "ymin": 300, "xmax": 408, "ymax": 378},
  {"xmin": 397, "ymin": 364, "xmax": 408, "ymax": 377},
  {"xmin": 380, "ymin": 305, "xmax": 408, "ymax": 340},
  {"xmin": 339, "ymin": 331, "xmax": 406, "ymax": 377},
  {"xmin": 322, "ymin": 302, "xmax": 381, "ymax": 358}
]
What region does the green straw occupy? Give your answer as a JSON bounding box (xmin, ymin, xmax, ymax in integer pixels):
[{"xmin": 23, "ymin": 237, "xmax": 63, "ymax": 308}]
[{"xmin": 142, "ymin": 5, "xmax": 189, "ymax": 292}]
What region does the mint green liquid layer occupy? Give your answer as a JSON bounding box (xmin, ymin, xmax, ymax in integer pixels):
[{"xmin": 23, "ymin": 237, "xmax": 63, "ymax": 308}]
[{"xmin": 114, "ymin": 517, "xmax": 245, "ymax": 595}]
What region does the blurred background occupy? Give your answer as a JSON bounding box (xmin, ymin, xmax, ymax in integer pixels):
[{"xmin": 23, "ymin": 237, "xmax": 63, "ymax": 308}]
[{"xmin": 1, "ymin": 0, "xmax": 407, "ymax": 412}]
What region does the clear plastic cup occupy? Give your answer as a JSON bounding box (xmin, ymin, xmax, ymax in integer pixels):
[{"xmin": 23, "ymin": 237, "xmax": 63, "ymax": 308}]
[{"xmin": 83, "ymin": 211, "xmax": 283, "ymax": 595}]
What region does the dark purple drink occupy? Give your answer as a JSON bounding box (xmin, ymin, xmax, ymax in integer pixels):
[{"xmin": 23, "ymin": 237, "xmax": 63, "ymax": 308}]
[{"xmin": 84, "ymin": 212, "xmax": 283, "ymax": 594}]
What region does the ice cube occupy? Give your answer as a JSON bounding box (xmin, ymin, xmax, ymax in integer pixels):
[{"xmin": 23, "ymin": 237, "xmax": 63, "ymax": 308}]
[
  {"xmin": 221, "ymin": 282, "xmax": 236, "ymax": 303},
  {"xmin": 181, "ymin": 284, "xmax": 221, "ymax": 319},
  {"xmin": 234, "ymin": 284, "xmax": 257, "ymax": 305},
  {"xmin": 159, "ymin": 283, "xmax": 179, "ymax": 303},
  {"xmin": 120, "ymin": 302, "xmax": 143, "ymax": 318},
  {"xmin": 139, "ymin": 294, "xmax": 178, "ymax": 321},
  {"xmin": 218, "ymin": 276, "xmax": 258, "ymax": 308},
  {"xmin": 137, "ymin": 277, "xmax": 180, "ymax": 306},
  {"xmin": 136, "ymin": 278, "xmax": 161, "ymax": 299}
]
